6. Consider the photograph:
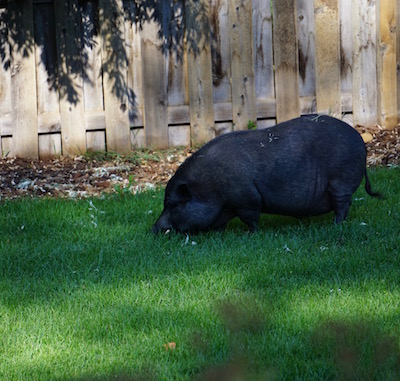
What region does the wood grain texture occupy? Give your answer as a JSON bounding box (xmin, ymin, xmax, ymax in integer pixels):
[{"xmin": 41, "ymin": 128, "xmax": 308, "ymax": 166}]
[
  {"xmin": 186, "ymin": 0, "xmax": 215, "ymax": 145},
  {"xmin": 99, "ymin": 0, "xmax": 131, "ymax": 152},
  {"xmin": 314, "ymin": 0, "xmax": 341, "ymax": 116},
  {"xmin": 272, "ymin": 0, "xmax": 300, "ymax": 123},
  {"xmin": 297, "ymin": 0, "xmax": 316, "ymax": 97},
  {"xmin": 352, "ymin": 0, "xmax": 377, "ymax": 127},
  {"xmin": 377, "ymin": 0, "xmax": 397, "ymax": 129},
  {"xmin": 229, "ymin": 0, "xmax": 256, "ymax": 130},
  {"xmin": 141, "ymin": 17, "xmax": 168, "ymax": 148},
  {"xmin": 10, "ymin": 0, "xmax": 38, "ymax": 158},
  {"xmin": 252, "ymin": 0, "xmax": 274, "ymax": 100},
  {"xmin": 55, "ymin": 0, "xmax": 86, "ymax": 155}
]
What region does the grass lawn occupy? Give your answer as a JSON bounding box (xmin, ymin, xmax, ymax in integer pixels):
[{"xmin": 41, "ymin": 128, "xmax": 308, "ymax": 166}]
[{"xmin": 0, "ymin": 167, "xmax": 399, "ymax": 380}]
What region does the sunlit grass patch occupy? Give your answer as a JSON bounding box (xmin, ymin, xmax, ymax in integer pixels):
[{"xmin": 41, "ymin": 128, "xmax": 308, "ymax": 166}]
[{"xmin": 0, "ymin": 167, "xmax": 399, "ymax": 380}]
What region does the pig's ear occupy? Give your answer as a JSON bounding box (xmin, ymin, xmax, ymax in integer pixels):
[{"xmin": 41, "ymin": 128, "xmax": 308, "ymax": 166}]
[{"xmin": 176, "ymin": 183, "xmax": 192, "ymax": 201}]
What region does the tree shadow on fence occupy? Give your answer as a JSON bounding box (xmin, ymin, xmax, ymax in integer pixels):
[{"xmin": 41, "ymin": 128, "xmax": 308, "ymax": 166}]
[{"xmin": 0, "ymin": 0, "xmax": 208, "ymax": 108}]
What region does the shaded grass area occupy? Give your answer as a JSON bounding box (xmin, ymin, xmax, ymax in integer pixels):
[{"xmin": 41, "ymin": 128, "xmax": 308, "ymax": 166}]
[{"xmin": 0, "ymin": 167, "xmax": 399, "ymax": 380}]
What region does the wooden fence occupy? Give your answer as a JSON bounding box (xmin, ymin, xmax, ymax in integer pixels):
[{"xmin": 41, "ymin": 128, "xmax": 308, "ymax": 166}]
[{"xmin": 0, "ymin": 0, "xmax": 398, "ymax": 159}]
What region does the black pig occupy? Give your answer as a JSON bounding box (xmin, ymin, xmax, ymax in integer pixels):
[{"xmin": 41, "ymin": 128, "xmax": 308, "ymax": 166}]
[{"xmin": 153, "ymin": 114, "xmax": 380, "ymax": 233}]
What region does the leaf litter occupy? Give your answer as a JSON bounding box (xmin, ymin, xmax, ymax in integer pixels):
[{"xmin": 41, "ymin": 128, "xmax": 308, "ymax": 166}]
[{"xmin": 0, "ymin": 124, "xmax": 399, "ymax": 200}]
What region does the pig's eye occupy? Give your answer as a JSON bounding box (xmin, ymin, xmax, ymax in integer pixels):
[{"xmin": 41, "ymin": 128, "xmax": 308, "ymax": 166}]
[
  {"xmin": 166, "ymin": 198, "xmax": 186, "ymax": 208},
  {"xmin": 176, "ymin": 183, "xmax": 192, "ymax": 201}
]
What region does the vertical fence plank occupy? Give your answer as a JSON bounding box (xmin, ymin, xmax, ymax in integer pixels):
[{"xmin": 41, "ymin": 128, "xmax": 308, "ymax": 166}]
[
  {"xmin": 253, "ymin": 0, "xmax": 275, "ymax": 128},
  {"xmin": 352, "ymin": 0, "xmax": 377, "ymax": 127},
  {"xmin": 10, "ymin": 1, "xmax": 38, "ymax": 158},
  {"xmin": 125, "ymin": 1, "xmax": 144, "ymax": 129},
  {"xmin": 252, "ymin": 0, "xmax": 274, "ymax": 100},
  {"xmin": 54, "ymin": 0, "xmax": 86, "ymax": 156},
  {"xmin": 377, "ymin": 0, "xmax": 397, "ymax": 129},
  {"xmin": 186, "ymin": 0, "xmax": 215, "ymax": 144},
  {"xmin": 397, "ymin": 0, "xmax": 400, "ymax": 120},
  {"xmin": 314, "ymin": 0, "xmax": 341, "ymax": 116},
  {"xmin": 272, "ymin": 0, "xmax": 300, "ymax": 123},
  {"xmin": 82, "ymin": 1, "xmax": 105, "ymax": 152},
  {"xmin": 0, "ymin": 6, "xmax": 12, "ymax": 155},
  {"xmin": 141, "ymin": 14, "xmax": 168, "ymax": 147},
  {"xmin": 99, "ymin": 0, "xmax": 131, "ymax": 152},
  {"xmin": 210, "ymin": 0, "xmax": 231, "ymax": 104},
  {"xmin": 229, "ymin": 0, "xmax": 256, "ymax": 130},
  {"xmin": 297, "ymin": 0, "xmax": 316, "ymax": 99},
  {"xmin": 35, "ymin": 2, "xmax": 61, "ymax": 158},
  {"xmin": 82, "ymin": 1, "xmax": 104, "ymax": 114},
  {"xmin": 339, "ymin": 1, "xmax": 353, "ymax": 96}
]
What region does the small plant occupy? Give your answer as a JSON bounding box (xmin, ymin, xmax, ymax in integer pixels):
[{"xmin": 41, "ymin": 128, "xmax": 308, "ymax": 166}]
[
  {"xmin": 113, "ymin": 174, "xmax": 137, "ymax": 196},
  {"xmin": 247, "ymin": 120, "xmax": 257, "ymax": 130}
]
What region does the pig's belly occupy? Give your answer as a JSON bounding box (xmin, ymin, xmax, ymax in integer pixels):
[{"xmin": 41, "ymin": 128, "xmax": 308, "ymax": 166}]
[{"xmin": 260, "ymin": 185, "xmax": 333, "ymax": 217}]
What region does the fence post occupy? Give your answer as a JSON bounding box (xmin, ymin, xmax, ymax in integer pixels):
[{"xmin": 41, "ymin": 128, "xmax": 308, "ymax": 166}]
[
  {"xmin": 377, "ymin": 0, "xmax": 397, "ymax": 129},
  {"xmin": 10, "ymin": 0, "xmax": 38, "ymax": 159},
  {"xmin": 314, "ymin": 0, "xmax": 341, "ymax": 117},
  {"xmin": 272, "ymin": 0, "xmax": 300, "ymax": 123}
]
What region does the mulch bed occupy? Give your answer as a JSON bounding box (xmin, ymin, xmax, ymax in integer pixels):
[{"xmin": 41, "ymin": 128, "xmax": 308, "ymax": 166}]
[{"xmin": 0, "ymin": 125, "xmax": 399, "ymax": 199}]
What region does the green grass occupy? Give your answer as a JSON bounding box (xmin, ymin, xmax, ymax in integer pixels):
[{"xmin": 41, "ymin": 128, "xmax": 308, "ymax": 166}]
[{"xmin": 0, "ymin": 167, "xmax": 399, "ymax": 380}]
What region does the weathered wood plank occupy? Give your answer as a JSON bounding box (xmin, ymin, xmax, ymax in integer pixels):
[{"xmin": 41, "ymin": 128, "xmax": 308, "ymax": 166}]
[
  {"xmin": 314, "ymin": 0, "xmax": 341, "ymax": 116},
  {"xmin": 272, "ymin": 0, "xmax": 300, "ymax": 123},
  {"xmin": 141, "ymin": 16, "xmax": 168, "ymax": 147},
  {"xmin": 168, "ymin": 125, "xmax": 190, "ymax": 147},
  {"xmin": 252, "ymin": 0, "xmax": 274, "ymax": 100},
  {"xmin": 352, "ymin": 0, "xmax": 377, "ymax": 127},
  {"xmin": 86, "ymin": 130, "xmax": 106, "ymax": 152},
  {"xmin": 377, "ymin": 0, "xmax": 397, "ymax": 129},
  {"xmin": 38, "ymin": 112, "xmax": 61, "ymax": 134},
  {"xmin": 166, "ymin": 0, "xmax": 188, "ymax": 108},
  {"xmin": 397, "ymin": 0, "xmax": 400, "ymax": 120},
  {"xmin": 99, "ymin": 0, "xmax": 131, "ymax": 152},
  {"xmin": 54, "ymin": 0, "xmax": 86, "ymax": 156},
  {"xmin": 38, "ymin": 133, "xmax": 62, "ymax": 159},
  {"xmin": 81, "ymin": 1, "xmax": 103, "ymax": 113},
  {"xmin": 35, "ymin": 3, "xmax": 60, "ymax": 158},
  {"xmin": 34, "ymin": 3, "xmax": 59, "ymax": 115},
  {"xmin": 186, "ymin": 0, "xmax": 215, "ymax": 145},
  {"xmin": 210, "ymin": 0, "xmax": 231, "ymax": 103},
  {"xmin": 1, "ymin": 136, "xmax": 13, "ymax": 158},
  {"xmin": 339, "ymin": 0, "xmax": 353, "ymax": 94},
  {"xmin": 297, "ymin": 0, "xmax": 316, "ymax": 97},
  {"xmin": 10, "ymin": 0, "xmax": 38, "ymax": 158},
  {"xmin": 229, "ymin": 0, "xmax": 256, "ymax": 130},
  {"xmin": 131, "ymin": 128, "xmax": 145, "ymax": 148},
  {"xmin": 125, "ymin": 1, "xmax": 144, "ymax": 127},
  {"xmin": 0, "ymin": 7, "xmax": 12, "ymax": 137}
]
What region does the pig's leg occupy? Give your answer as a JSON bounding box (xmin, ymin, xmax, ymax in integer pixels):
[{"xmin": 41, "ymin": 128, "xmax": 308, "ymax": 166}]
[
  {"xmin": 211, "ymin": 210, "xmax": 235, "ymax": 231},
  {"xmin": 236, "ymin": 188, "xmax": 263, "ymax": 231},
  {"xmin": 331, "ymin": 193, "xmax": 352, "ymax": 224},
  {"xmin": 236, "ymin": 209, "xmax": 260, "ymax": 232}
]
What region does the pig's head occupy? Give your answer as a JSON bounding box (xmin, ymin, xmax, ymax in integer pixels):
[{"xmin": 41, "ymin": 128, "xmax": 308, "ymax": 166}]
[{"xmin": 152, "ymin": 181, "xmax": 220, "ymax": 234}]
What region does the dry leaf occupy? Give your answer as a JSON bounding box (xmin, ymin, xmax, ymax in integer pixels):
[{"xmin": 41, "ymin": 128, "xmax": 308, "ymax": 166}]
[{"xmin": 163, "ymin": 342, "xmax": 176, "ymax": 351}]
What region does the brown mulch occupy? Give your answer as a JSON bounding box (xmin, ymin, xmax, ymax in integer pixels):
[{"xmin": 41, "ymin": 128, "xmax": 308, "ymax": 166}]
[{"xmin": 0, "ymin": 125, "xmax": 399, "ymax": 199}]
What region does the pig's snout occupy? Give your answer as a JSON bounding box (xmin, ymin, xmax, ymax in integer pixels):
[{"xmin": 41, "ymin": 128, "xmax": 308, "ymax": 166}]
[{"xmin": 152, "ymin": 212, "xmax": 171, "ymax": 234}]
